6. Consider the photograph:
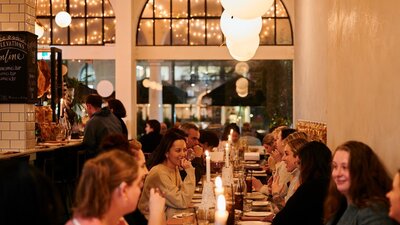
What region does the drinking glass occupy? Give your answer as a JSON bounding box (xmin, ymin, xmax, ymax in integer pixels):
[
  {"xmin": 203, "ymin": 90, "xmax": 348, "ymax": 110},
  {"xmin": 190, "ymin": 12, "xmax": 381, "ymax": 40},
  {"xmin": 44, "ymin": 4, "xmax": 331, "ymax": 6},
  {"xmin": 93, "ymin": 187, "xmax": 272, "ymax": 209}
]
[{"xmin": 186, "ymin": 148, "xmax": 196, "ymax": 161}]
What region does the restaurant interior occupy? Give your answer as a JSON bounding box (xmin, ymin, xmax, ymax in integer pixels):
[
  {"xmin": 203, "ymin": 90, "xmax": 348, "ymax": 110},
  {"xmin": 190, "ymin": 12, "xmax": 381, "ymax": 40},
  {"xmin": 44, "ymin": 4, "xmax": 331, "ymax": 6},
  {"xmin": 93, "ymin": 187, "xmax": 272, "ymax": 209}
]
[{"xmin": 1, "ymin": 0, "xmax": 400, "ymax": 224}]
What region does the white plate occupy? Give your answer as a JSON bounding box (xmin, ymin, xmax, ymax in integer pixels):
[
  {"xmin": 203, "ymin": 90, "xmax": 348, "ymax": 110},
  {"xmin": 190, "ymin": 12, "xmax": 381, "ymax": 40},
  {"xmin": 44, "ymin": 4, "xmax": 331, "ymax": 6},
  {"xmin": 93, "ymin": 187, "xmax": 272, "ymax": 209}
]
[
  {"xmin": 193, "ymin": 193, "xmax": 202, "ymax": 199},
  {"xmin": 243, "ymin": 211, "xmax": 273, "ymax": 217},
  {"xmin": 250, "ymin": 170, "xmax": 265, "ymax": 174},
  {"xmin": 252, "ymin": 201, "xmax": 270, "ymax": 207},
  {"xmin": 246, "ymin": 192, "xmax": 266, "ymax": 200},
  {"xmin": 172, "ymin": 212, "xmax": 194, "ymax": 218},
  {"xmin": 238, "ymin": 221, "xmax": 271, "ymax": 225}
]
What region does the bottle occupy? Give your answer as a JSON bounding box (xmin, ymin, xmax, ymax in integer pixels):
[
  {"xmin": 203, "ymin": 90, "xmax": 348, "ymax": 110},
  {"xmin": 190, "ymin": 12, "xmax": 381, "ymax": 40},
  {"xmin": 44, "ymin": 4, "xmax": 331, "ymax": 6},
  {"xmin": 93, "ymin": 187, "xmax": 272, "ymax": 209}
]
[{"xmin": 234, "ymin": 172, "xmax": 247, "ymax": 211}]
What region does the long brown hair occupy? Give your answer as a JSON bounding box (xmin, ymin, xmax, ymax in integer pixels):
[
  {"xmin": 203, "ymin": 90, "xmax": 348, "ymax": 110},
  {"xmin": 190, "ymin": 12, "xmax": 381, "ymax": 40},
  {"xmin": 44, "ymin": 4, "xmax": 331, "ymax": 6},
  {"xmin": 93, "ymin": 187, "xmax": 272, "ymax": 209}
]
[
  {"xmin": 324, "ymin": 141, "xmax": 392, "ymax": 222},
  {"xmin": 73, "ymin": 150, "xmax": 138, "ymax": 218}
]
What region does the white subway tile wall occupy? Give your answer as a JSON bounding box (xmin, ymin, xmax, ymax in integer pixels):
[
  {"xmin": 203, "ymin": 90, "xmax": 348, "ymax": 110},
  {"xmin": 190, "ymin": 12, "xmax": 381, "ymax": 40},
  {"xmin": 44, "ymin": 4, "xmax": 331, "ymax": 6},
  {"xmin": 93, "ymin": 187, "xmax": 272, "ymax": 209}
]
[
  {"xmin": 0, "ymin": 0, "xmax": 36, "ymax": 152},
  {"xmin": 0, "ymin": 0, "xmax": 35, "ymax": 33},
  {"xmin": 0, "ymin": 104, "xmax": 36, "ymax": 151}
]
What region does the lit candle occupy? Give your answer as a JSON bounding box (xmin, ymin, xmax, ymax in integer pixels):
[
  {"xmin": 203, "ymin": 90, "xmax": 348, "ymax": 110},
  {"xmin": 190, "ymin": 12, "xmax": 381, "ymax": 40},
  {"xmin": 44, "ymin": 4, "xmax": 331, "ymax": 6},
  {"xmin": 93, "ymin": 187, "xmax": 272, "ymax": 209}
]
[
  {"xmin": 228, "ymin": 129, "xmax": 233, "ymax": 143},
  {"xmin": 215, "ymin": 176, "xmax": 224, "ymax": 196},
  {"xmin": 205, "ymin": 150, "xmax": 211, "ymax": 183},
  {"xmin": 225, "ymin": 143, "xmax": 230, "ymax": 166},
  {"xmin": 214, "ymin": 195, "xmax": 229, "ymax": 225}
]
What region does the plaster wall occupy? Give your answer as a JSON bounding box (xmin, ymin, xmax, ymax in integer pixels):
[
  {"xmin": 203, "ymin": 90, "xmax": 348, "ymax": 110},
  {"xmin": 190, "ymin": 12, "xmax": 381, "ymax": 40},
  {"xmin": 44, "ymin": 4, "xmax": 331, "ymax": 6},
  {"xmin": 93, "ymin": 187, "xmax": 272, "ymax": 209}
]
[{"xmin": 295, "ymin": 0, "xmax": 400, "ymax": 174}]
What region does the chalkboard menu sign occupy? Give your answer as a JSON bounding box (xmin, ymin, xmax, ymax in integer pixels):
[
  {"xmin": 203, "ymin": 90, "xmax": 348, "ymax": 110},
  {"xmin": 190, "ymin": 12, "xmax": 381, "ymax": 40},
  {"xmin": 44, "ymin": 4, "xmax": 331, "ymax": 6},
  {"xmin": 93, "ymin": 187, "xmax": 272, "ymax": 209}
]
[{"xmin": 0, "ymin": 31, "xmax": 37, "ymax": 103}]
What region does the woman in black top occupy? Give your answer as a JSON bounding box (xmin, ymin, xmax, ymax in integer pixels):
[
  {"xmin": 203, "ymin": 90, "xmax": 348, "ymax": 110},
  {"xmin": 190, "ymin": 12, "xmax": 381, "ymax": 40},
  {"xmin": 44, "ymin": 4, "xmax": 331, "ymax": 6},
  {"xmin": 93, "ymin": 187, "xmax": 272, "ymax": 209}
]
[{"xmin": 271, "ymin": 141, "xmax": 332, "ymax": 225}]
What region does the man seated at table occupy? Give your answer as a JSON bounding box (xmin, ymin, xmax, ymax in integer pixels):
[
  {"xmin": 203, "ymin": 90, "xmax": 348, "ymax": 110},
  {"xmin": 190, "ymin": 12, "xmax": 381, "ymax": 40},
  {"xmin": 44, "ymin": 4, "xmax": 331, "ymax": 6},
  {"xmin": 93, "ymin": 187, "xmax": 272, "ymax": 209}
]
[
  {"xmin": 82, "ymin": 94, "xmax": 123, "ymax": 157},
  {"xmin": 179, "ymin": 122, "xmax": 204, "ymax": 183}
]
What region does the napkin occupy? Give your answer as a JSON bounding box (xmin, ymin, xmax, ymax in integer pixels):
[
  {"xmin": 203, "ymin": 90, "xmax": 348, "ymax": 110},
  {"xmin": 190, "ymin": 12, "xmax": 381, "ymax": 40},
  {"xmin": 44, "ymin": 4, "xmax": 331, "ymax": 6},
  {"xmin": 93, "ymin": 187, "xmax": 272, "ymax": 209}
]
[{"xmin": 244, "ymin": 152, "xmax": 260, "ymax": 161}]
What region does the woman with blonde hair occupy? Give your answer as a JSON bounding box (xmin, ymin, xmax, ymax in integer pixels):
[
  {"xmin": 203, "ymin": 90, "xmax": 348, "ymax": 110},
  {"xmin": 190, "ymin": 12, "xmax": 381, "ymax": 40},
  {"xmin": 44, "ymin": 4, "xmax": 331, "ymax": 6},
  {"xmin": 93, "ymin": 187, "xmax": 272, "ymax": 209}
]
[
  {"xmin": 66, "ymin": 150, "xmax": 165, "ymax": 225},
  {"xmin": 324, "ymin": 141, "xmax": 395, "ymax": 225}
]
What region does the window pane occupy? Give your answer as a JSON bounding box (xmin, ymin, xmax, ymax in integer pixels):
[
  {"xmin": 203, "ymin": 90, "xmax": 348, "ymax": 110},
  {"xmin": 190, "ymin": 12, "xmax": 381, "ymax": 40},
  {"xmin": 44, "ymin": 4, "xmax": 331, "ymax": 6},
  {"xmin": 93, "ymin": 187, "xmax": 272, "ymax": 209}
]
[
  {"xmin": 142, "ymin": 1, "xmax": 154, "ymax": 18},
  {"xmin": 260, "ymin": 18, "xmax": 275, "ymax": 45},
  {"xmin": 191, "ymin": 0, "xmax": 205, "ymax": 17},
  {"xmin": 52, "ymin": 21, "xmax": 68, "ymax": 44},
  {"xmin": 155, "ymin": 20, "xmax": 171, "ymax": 45},
  {"xmin": 206, "ymin": 0, "xmax": 222, "ymax": 17},
  {"xmin": 69, "ymin": 0, "xmax": 84, "ymax": 17},
  {"xmin": 206, "ymin": 19, "xmax": 223, "ymax": 45},
  {"xmin": 38, "ymin": 19, "xmax": 51, "ymax": 45},
  {"xmin": 155, "ymin": 0, "xmax": 170, "ymax": 18},
  {"xmin": 189, "ymin": 19, "xmax": 205, "ymax": 45},
  {"xmin": 104, "ymin": 0, "xmax": 115, "ymax": 17},
  {"xmin": 70, "ymin": 18, "xmax": 85, "ymax": 45},
  {"xmin": 263, "ymin": 1, "xmax": 275, "ymax": 17},
  {"xmin": 87, "ymin": 0, "xmax": 102, "ymax": 17},
  {"xmin": 52, "ymin": 1, "xmax": 65, "ymax": 16},
  {"xmin": 276, "ymin": 19, "xmax": 292, "ymax": 45},
  {"xmin": 172, "ymin": 0, "xmax": 187, "ymax": 17},
  {"xmin": 276, "ymin": 0, "xmax": 288, "ymax": 17},
  {"xmin": 172, "ymin": 19, "xmax": 188, "ymax": 45},
  {"xmin": 138, "ymin": 19, "xmax": 154, "ymax": 45},
  {"xmin": 37, "ymin": 0, "xmax": 50, "ymax": 16},
  {"xmin": 104, "ymin": 18, "xmax": 116, "ymax": 43},
  {"xmin": 87, "ymin": 18, "xmax": 103, "ymax": 44}
]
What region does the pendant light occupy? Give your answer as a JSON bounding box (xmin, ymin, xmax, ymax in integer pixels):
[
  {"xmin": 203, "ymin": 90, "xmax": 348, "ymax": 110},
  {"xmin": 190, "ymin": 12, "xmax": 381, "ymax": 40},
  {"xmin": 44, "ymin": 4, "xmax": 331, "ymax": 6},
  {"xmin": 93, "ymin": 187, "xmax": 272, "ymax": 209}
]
[{"xmin": 55, "ymin": 0, "xmax": 71, "ymax": 28}]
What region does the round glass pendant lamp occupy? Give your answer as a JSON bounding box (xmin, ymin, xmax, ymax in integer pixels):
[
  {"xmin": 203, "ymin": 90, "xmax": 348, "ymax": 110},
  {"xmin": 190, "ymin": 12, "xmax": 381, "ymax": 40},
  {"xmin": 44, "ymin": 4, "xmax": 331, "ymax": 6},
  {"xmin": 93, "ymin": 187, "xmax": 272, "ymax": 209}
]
[
  {"xmin": 220, "ymin": 11, "xmax": 262, "ymax": 42},
  {"xmin": 55, "ymin": 11, "xmax": 71, "ymax": 28},
  {"xmin": 226, "ymin": 35, "xmax": 260, "ymax": 61}
]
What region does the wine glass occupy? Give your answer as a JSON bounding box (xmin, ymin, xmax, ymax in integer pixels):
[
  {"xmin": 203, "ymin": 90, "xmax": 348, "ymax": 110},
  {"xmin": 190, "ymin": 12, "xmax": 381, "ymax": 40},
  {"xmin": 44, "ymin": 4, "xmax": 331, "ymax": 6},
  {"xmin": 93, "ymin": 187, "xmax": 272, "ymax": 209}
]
[{"xmin": 186, "ymin": 148, "xmax": 196, "ymax": 161}]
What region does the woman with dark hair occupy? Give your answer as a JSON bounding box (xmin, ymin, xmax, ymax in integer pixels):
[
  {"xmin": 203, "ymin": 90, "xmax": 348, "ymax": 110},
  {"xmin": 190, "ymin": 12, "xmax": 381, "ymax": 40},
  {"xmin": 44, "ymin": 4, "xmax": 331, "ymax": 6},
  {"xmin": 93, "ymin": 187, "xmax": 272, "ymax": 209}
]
[
  {"xmin": 108, "ymin": 99, "xmax": 128, "ymax": 137},
  {"xmin": 387, "ymin": 169, "xmax": 400, "ymax": 223},
  {"xmin": 139, "ymin": 119, "xmax": 163, "ymax": 154},
  {"xmin": 324, "ymin": 141, "xmax": 395, "ymax": 225},
  {"xmin": 269, "ymin": 141, "xmax": 332, "ymax": 225},
  {"xmin": 138, "ymin": 129, "xmax": 195, "ymax": 219},
  {"xmin": 220, "ymin": 123, "xmax": 240, "ymax": 143},
  {"xmin": 0, "ymin": 161, "xmax": 64, "ymax": 225}
]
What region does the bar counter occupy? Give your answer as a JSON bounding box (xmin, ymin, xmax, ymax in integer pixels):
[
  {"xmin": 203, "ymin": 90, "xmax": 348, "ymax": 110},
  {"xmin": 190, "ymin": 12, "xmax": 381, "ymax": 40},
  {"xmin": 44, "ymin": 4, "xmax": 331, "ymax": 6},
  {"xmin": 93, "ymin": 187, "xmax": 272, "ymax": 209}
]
[{"xmin": 0, "ymin": 139, "xmax": 83, "ymax": 161}]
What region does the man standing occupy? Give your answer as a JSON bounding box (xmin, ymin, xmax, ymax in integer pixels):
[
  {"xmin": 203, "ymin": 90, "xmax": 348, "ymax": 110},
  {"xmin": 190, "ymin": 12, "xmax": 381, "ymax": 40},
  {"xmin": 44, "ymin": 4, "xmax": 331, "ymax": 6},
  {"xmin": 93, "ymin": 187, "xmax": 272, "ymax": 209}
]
[{"xmin": 83, "ymin": 94, "xmax": 123, "ymax": 156}]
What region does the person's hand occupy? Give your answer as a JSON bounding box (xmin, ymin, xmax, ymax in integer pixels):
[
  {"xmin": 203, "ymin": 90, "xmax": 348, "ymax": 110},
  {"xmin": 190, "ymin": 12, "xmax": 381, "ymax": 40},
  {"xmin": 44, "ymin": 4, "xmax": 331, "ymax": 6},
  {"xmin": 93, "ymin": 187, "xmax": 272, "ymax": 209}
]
[
  {"xmin": 262, "ymin": 213, "xmax": 275, "ymax": 222},
  {"xmin": 149, "ymin": 188, "xmax": 166, "ymax": 214},
  {"xmin": 252, "ymin": 177, "xmax": 263, "ymax": 192},
  {"xmin": 180, "ymin": 158, "xmax": 192, "ymax": 169},
  {"xmin": 193, "ymin": 145, "xmax": 204, "ymax": 157},
  {"xmin": 148, "ymin": 188, "xmax": 166, "ymax": 225}
]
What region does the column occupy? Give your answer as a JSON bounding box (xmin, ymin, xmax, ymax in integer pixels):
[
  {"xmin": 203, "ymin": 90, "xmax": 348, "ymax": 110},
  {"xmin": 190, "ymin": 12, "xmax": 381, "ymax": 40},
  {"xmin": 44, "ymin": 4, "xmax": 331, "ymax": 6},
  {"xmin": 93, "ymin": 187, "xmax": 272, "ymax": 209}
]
[
  {"xmin": 0, "ymin": 0, "xmax": 36, "ymax": 152},
  {"xmin": 148, "ymin": 61, "xmax": 163, "ymax": 122},
  {"xmin": 114, "ymin": 0, "xmax": 136, "ymax": 139}
]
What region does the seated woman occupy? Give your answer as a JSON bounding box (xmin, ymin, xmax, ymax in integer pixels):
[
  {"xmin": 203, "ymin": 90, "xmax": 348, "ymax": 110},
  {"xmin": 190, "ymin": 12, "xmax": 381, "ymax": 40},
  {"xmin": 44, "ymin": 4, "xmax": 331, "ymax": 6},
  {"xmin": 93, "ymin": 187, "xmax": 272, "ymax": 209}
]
[
  {"xmin": 252, "ymin": 131, "xmax": 306, "ymax": 205},
  {"xmin": 139, "ymin": 129, "xmax": 196, "ymax": 219},
  {"xmin": 279, "ymin": 137, "xmax": 308, "ymax": 203},
  {"xmin": 387, "ymin": 169, "xmax": 400, "ymax": 223},
  {"xmin": 324, "ymin": 141, "xmax": 395, "ymax": 225},
  {"xmin": 66, "ymin": 150, "xmax": 165, "ymax": 225},
  {"xmin": 269, "ymin": 141, "xmax": 332, "ymax": 225}
]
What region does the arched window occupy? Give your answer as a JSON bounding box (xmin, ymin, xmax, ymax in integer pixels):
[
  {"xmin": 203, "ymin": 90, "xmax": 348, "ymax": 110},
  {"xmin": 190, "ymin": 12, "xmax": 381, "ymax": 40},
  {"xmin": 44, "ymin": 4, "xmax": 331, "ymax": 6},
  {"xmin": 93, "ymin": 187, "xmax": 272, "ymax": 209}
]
[
  {"xmin": 36, "ymin": 0, "xmax": 116, "ymax": 45},
  {"xmin": 79, "ymin": 63, "xmax": 96, "ymax": 87},
  {"xmin": 136, "ymin": 0, "xmax": 293, "ymax": 46}
]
